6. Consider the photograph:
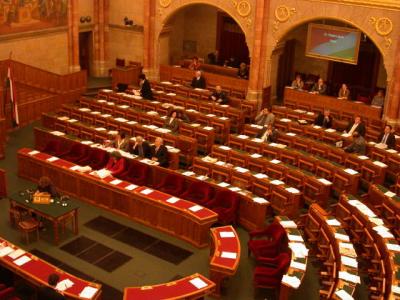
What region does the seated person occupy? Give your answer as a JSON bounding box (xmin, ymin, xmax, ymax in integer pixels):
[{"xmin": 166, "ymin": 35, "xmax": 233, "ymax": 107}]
[
  {"xmin": 210, "ymin": 85, "xmax": 228, "ymax": 104},
  {"xmin": 191, "ymin": 70, "xmax": 206, "ymax": 89},
  {"xmin": 344, "ymin": 132, "xmax": 366, "ymax": 155},
  {"xmin": 257, "ymin": 124, "xmax": 278, "ymax": 143},
  {"xmin": 255, "ymin": 107, "xmax": 275, "ymax": 127},
  {"xmin": 112, "ymin": 132, "xmax": 130, "ymax": 151},
  {"xmin": 105, "ymin": 151, "xmax": 126, "ymax": 176},
  {"xmin": 38, "ymin": 273, "xmax": 65, "ymax": 300},
  {"xmin": 291, "ymin": 74, "xmax": 304, "ymax": 90},
  {"xmin": 223, "ymin": 57, "xmax": 237, "ymax": 68},
  {"xmin": 371, "ymin": 90, "xmax": 385, "ymax": 107},
  {"xmin": 338, "ymin": 83, "xmax": 350, "ymax": 100},
  {"xmin": 311, "ymin": 78, "xmax": 327, "ymax": 95},
  {"xmin": 377, "ymin": 125, "xmax": 396, "ymax": 149},
  {"xmin": 139, "ymin": 73, "xmax": 154, "ymax": 100},
  {"xmin": 188, "ymin": 56, "xmax": 201, "ymax": 70},
  {"xmin": 345, "ymin": 116, "xmax": 366, "ymax": 137},
  {"xmin": 131, "ymin": 136, "xmax": 151, "ymax": 158},
  {"xmin": 175, "ymin": 109, "xmax": 190, "ymax": 122},
  {"xmin": 151, "ymin": 137, "xmax": 169, "ymax": 168},
  {"xmin": 164, "ymin": 110, "xmax": 179, "ymax": 133},
  {"xmin": 237, "ymin": 62, "xmax": 249, "ymax": 79},
  {"xmin": 36, "ymin": 176, "xmax": 59, "ymax": 198},
  {"xmin": 207, "ymin": 50, "xmax": 219, "ymax": 65},
  {"xmin": 314, "ymin": 109, "xmax": 333, "ymax": 129}
]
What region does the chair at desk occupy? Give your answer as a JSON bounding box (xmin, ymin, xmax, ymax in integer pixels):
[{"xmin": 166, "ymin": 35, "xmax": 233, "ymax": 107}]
[
  {"xmin": 0, "ymin": 286, "xmax": 21, "ymax": 300},
  {"xmin": 177, "ymin": 135, "xmax": 197, "ymax": 166},
  {"xmin": 180, "ymin": 181, "xmax": 213, "ymax": 206},
  {"xmin": 248, "ymin": 222, "xmax": 288, "ymax": 258},
  {"xmin": 60, "ymin": 143, "xmax": 89, "ymax": 163},
  {"xmin": 195, "ymin": 131, "xmax": 211, "ymax": 153},
  {"xmin": 40, "ymin": 140, "xmax": 63, "ymax": 157},
  {"xmin": 117, "ymin": 160, "xmax": 149, "ymax": 186},
  {"xmin": 204, "ymin": 190, "xmax": 239, "ymax": 224},
  {"xmin": 154, "ymin": 174, "xmax": 185, "ymax": 196},
  {"xmin": 211, "ymin": 166, "xmax": 230, "ymax": 183},
  {"xmin": 86, "ymin": 148, "xmax": 109, "ymax": 170},
  {"xmin": 10, "ymin": 205, "xmax": 39, "ymax": 244},
  {"xmin": 360, "ymin": 166, "xmax": 379, "ymax": 191},
  {"xmin": 332, "ymin": 173, "xmax": 351, "ymax": 196}
]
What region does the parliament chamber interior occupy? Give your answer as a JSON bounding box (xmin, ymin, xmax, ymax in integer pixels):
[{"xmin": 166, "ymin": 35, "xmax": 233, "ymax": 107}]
[{"xmin": 0, "ymin": 0, "xmax": 400, "ymax": 299}]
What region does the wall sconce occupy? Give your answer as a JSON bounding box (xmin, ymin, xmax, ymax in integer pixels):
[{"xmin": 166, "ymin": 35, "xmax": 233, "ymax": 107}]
[
  {"xmin": 80, "ymin": 16, "xmax": 92, "ymax": 23},
  {"xmin": 124, "ymin": 17, "xmax": 134, "ymax": 26}
]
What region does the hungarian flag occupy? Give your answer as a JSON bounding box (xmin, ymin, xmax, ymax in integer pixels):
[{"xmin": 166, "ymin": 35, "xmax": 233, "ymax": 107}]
[{"xmin": 7, "ymin": 66, "xmax": 19, "ymax": 126}]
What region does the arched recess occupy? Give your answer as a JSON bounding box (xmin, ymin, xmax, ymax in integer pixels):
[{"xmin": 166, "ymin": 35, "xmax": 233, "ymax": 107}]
[
  {"xmin": 153, "ymin": 0, "xmax": 256, "ymax": 74},
  {"xmin": 263, "ymin": 1, "xmax": 399, "ymax": 92}
]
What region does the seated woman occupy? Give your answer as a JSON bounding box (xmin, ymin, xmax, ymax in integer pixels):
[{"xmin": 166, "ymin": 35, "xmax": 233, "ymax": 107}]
[
  {"xmin": 105, "ymin": 151, "xmax": 127, "ymax": 176},
  {"xmin": 36, "ymin": 176, "xmax": 59, "ymax": 198},
  {"xmin": 112, "ymin": 132, "xmax": 130, "ymax": 151},
  {"xmin": 237, "ymin": 62, "xmax": 249, "ymax": 79},
  {"xmin": 291, "ymin": 74, "xmax": 304, "ymax": 90},
  {"xmin": 188, "ymin": 56, "xmax": 201, "ymax": 70},
  {"xmin": 371, "ymin": 90, "xmax": 385, "ymax": 107},
  {"xmin": 164, "ymin": 110, "xmax": 179, "ymax": 133},
  {"xmin": 338, "ymin": 83, "xmax": 350, "ymax": 100}
]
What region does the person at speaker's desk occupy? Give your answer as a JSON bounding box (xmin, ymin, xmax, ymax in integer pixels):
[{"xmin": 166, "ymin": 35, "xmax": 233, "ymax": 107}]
[
  {"xmin": 291, "ymin": 74, "xmax": 304, "ymax": 90},
  {"xmin": 35, "ymin": 176, "xmax": 59, "ymax": 198},
  {"xmin": 310, "ymin": 78, "xmax": 327, "ymax": 95},
  {"xmin": 337, "ymin": 83, "xmax": 350, "ymax": 100}
]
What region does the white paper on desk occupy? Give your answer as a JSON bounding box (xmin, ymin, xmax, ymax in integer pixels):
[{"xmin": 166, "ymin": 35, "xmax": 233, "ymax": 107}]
[
  {"xmin": 51, "ymin": 131, "xmax": 66, "ymax": 136},
  {"xmin": 127, "ymin": 121, "xmax": 137, "ymax": 125},
  {"xmin": 270, "ymin": 159, "xmax": 281, "ymax": 164},
  {"xmin": 140, "ymin": 188, "xmax": 153, "ymax": 195},
  {"xmin": 125, "ymin": 184, "xmax": 138, "ymax": 191},
  {"xmin": 250, "ymin": 153, "xmax": 262, "ymax": 158},
  {"xmin": 68, "ymin": 119, "xmax": 78, "ymax": 123},
  {"xmin": 270, "ymin": 180, "xmax": 284, "ymax": 185},
  {"xmin": 280, "ymin": 118, "xmax": 291, "ymax": 123},
  {"xmin": 342, "ymin": 133, "xmax": 351, "ymax": 137},
  {"xmin": 250, "ymin": 124, "xmax": 263, "ymax": 129},
  {"xmin": 254, "ymin": 173, "xmax": 268, "ymax": 179},
  {"xmin": 334, "ymin": 233, "xmax": 350, "ymax": 241},
  {"xmin": 166, "ymin": 93, "xmax": 176, "ymax": 96},
  {"xmin": 387, "ymin": 149, "xmax": 398, "ymax": 153},
  {"xmin": 79, "ymin": 286, "xmax": 99, "ymax": 299},
  {"xmin": 348, "ymin": 199, "xmax": 362, "ymax": 207},
  {"xmin": 235, "ymin": 167, "xmax": 249, "ymax": 173},
  {"xmin": 8, "ymin": 249, "xmax": 26, "ymax": 260},
  {"xmin": 189, "ymin": 205, "xmax": 203, "ymax": 212},
  {"xmin": 326, "ymin": 218, "xmax": 341, "ymax": 227},
  {"xmin": 325, "ymin": 128, "xmax": 336, "ymax": 133},
  {"xmin": 290, "ymin": 260, "xmax": 306, "ymax": 271},
  {"xmin": 344, "ymin": 168, "xmax": 358, "ymax": 175},
  {"xmin": 57, "ymin": 116, "xmax": 70, "ymax": 121},
  {"xmin": 229, "ymin": 187, "xmax": 241, "ymax": 192},
  {"xmin": 282, "ymin": 275, "xmax": 301, "ymax": 288},
  {"xmin": 206, "ymin": 114, "xmax": 216, "ymax": 117},
  {"xmin": 339, "ymin": 271, "xmax": 360, "ymax": 284},
  {"xmin": 81, "ymin": 140, "xmax": 93, "ymax": 145},
  {"xmin": 46, "ymin": 156, "xmax": 59, "ymax": 162},
  {"xmin": 221, "ymin": 251, "xmax": 237, "ymax": 259},
  {"xmin": 196, "ymin": 175, "xmax": 208, "ymax": 181},
  {"xmin": 376, "ymin": 229, "xmax": 394, "ymax": 239},
  {"xmin": 0, "ymin": 247, "xmax": 14, "ymax": 257},
  {"xmin": 118, "ymin": 105, "xmax": 129, "ymax": 109},
  {"xmin": 358, "ymin": 206, "xmax": 376, "ymax": 218},
  {"xmin": 106, "ymin": 102, "xmax": 115, "ymax": 106},
  {"xmin": 94, "ymin": 169, "xmax": 110, "ymax": 179},
  {"xmin": 203, "ymin": 126, "xmax": 213, "ymax": 131},
  {"xmin": 289, "ymin": 243, "xmax": 308, "ymax": 258},
  {"xmin": 391, "ymin": 285, "xmax": 400, "ymax": 295},
  {"xmin": 373, "ymin": 161, "xmax": 388, "ymax": 168},
  {"xmin": 215, "ymin": 161, "xmax": 225, "ymax": 166},
  {"xmin": 182, "ymin": 171, "xmax": 195, "ymax": 176},
  {"xmin": 189, "ymin": 277, "xmax": 208, "ymax": 289},
  {"xmin": 387, "ymin": 243, "xmax": 400, "ymax": 252},
  {"xmin": 90, "ymin": 111, "xmax": 101, "ymax": 115},
  {"xmin": 166, "ymin": 197, "xmax": 179, "ymax": 204},
  {"xmin": 56, "ymin": 279, "xmax": 74, "ymax": 292},
  {"xmin": 28, "ymin": 150, "xmax": 39, "ymax": 156},
  {"xmin": 288, "ymin": 234, "xmax": 303, "ymax": 242},
  {"xmin": 318, "ymin": 178, "xmax": 332, "ymax": 185},
  {"xmin": 313, "ymin": 125, "xmax": 321, "ymax": 129},
  {"xmin": 95, "ymin": 127, "xmax": 106, "ymax": 131},
  {"xmin": 341, "ymin": 256, "xmax": 358, "ymax": 268},
  {"xmin": 306, "ymin": 111, "xmax": 314, "ymax": 115},
  {"xmin": 357, "ymin": 155, "xmax": 369, "ymax": 160},
  {"xmin": 368, "ymin": 217, "xmax": 383, "ymax": 226},
  {"xmin": 218, "ymin": 182, "xmax": 230, "ymax": 188},
  {"xmin": 220, "ymin": 231, "xmax": 235, "ymax": 238},
  {"xmin": 280, "ymin": 220, "xmax": 297, "ymax": 228},
  {"xmin": 335, "ymin": 289, "xmax": 354, "ymax": 300},
  {"xmin": 286, "ymin": 187, "xmax": 300, "ymax": 194},
  {"xmin": 110, "ymin": 179, "xmax": 122, "ymax": 185},
  {"xmin": 339, "ymin": 242, "xmax": 354, "ymax": 250},
  {"xmin": 13, "ymin": 255, "xmax": 31, "ymax": 266},
  {"xmin": 384, "ymin": 191, "xmax": 396, "ymax": 198},
  {"xmin": 253, "ymin": 197, "xmax": 269, "ymax": 204},
  {"xmin": 237, "ymin": 135, "xmax": 249, "ymax": 139},
  {"xmin": 219, "ymin": 145, "xmax": 231, "ymax": 151},
  {"xmin": 286, "ymin": 132, "xmax": 296, "ymax": 136},
  {"xmin": 79, "ymin": 108, "xmax": 91, "ymax": 112}
]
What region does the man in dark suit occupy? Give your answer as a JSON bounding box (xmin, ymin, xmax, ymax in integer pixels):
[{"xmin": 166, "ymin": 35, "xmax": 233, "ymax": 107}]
[
  {"xmin": 139, "ymin": 73, "xmax": 154, "ymax": 100},
  {"xmin": 38, "ymin": 273, "xmax": 65, "ymax": 300},
  {"xmin": 131, "ymin": 136, "xmax": 151, "ymax": 158},
  {"xmin": 344, "ymin": 132, "xmax": 366, "ymax": 155},
  {"xmin": 210, "ymin": 85, "xmax": 228, "ymax": 104},
  {"xmin": 151, "ymin": 137, "xmax": 169, "ymax": 167},
  {"xmin": 377, "ymin": 125, "xmax": 396, "ymax": 149},
  {"xmin": 314, "ymin": 110, "xmax": 333, "ymax": 129},
  {"xmin": 346, "ymin": 116, "xmax": 366, "ymax": 137},
  {"xmin": 256, "ymin": 125, "xmax": 278, "ymax": 143},
  {"xmin": 191, "ymin": 70, "xmax": 206, "ymax": 89},
  {"xmin": 311, "ymin": 78, "xmax": 327, "ymax": 95}
]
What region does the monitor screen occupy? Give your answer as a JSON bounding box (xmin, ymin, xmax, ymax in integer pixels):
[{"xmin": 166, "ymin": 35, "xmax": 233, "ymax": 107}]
[{"xmin": 306, "ymin": 23, "xmax": 361, "ymax": 65}]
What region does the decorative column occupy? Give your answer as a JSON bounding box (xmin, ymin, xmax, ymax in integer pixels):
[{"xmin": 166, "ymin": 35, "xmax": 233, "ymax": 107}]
[
  {"xmin": 93, "ymin": 0, "xmax": 109, "ymax": 77},
  {"xmin": 247, "ymin": 0, "xmax": 269, "ymax": 104},
  {"xmin": 385, "ymin": 38, "xmax": 400, "ymax": 126},
  {"xmin": 143, "ymin": 0, "xmax": 157, "ymax": 79},
  {"xmin": 68, "ymin": 0, "xmax": 80, "ymax": 72}
]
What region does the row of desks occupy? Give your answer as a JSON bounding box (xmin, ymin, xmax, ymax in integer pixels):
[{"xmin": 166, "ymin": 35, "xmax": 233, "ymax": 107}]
[
  {"xmin": 0, "ymin": 237, "xmax": 101, "ymax": 299},
  {"xmin": 33, "ymin": 127, "xmax": 270, "ymax": 231}
]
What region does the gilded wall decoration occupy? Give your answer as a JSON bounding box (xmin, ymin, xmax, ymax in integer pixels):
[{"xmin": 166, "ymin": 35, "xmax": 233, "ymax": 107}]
[
  {"xmin": 273, "ymin": 5, "xmax": 296, "ymax": 33},
  {"xmin": 369, "ymin": 16, "xmax": 393, "ymax": 48},
  {"xmin": 159, "ymin": 0, "xmax": 172, "ymax": 8}
]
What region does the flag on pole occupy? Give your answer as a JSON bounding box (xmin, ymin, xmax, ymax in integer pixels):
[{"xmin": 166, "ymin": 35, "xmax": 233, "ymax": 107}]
[{"xmin": 7, "ymin": 65, "xmax": 19, "ymax": 126}]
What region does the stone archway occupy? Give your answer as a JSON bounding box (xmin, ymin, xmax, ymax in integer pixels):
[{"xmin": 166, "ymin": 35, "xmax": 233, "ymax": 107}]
[{"xmin": 153, "ymin": 0, "xmax": 256, "ymax": 75}]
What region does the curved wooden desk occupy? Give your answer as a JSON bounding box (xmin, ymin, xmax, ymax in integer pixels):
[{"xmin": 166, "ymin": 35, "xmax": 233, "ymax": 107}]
[
  {"xmin": 209, "ymin": 225, "xmax": 240, "ymax": 297},
  {"xmin": 0, "ymin": 237, "xmax": 101, "ymax": 299},
  {"xmin": 123, "ymin": 273, "xmax": 215, "ymax": 300}
]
